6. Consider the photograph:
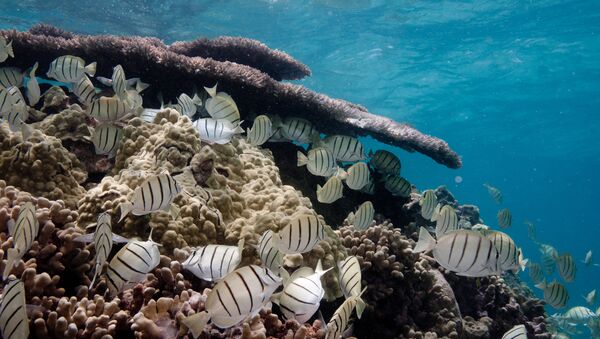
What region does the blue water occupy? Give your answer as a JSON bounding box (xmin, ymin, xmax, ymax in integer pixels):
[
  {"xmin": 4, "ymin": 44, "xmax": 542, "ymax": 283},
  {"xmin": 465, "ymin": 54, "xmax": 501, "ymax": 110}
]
[{"xmin": 2, "ymin": 0, "xmax": 599, "ymax": 336}]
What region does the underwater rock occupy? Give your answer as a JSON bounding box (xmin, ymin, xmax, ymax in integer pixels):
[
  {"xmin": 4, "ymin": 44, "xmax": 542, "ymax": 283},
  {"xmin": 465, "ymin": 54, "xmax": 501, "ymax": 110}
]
[
  {"xmin": 0, "ymin": 125, "xmax": 87, "ymax": 209},
  {"xmin": 0, "ymin": 26, "xmax": 461, "ymax": 168}
]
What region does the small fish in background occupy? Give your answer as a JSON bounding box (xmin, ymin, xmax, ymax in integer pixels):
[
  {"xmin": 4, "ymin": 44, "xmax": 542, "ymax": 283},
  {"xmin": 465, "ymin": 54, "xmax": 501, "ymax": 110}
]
[
  {"xmin": 86, "ymin": 95, "xmax": 132, "ymax": 122},
  {"xmin": 501, "ymin": 324, "xmax": 526, "ymax": 339},
  {"xmin": 73, "ymin": 212, "xmax": 128, "ymax": 289},
  {"xmin": 539, "ymin": 243, "xmax": 558, "ymax": 275},
  {"xmin": 527, "ymin": 262, "xmax": 545, "ymax": 285},
  {"xmin": 246, "ymin": 115, "xmax": 273, "ymax": 146},
  {"xmin": 368, "ymin": 149, "xmax": 401, "ymax": 175},
  {"xmin": 338, "ymin": 256, "xmax": 362, "ymax": 299},
  {"xmin": 384, "ymin": 175, "xmax": 412, "ymax": 197},
  {"xmin": 419, "ymin": 189, "xmax": 438, "ymax": 221},
  {"xmin": 175, "ymin": 93, "xmax": 202, "ymax": 118},
  {"xmin": 297, "ymin": 147, "xmax": 339, "ymax": 178},
  {"xmin": 47, "ymin": 55, "xmax": 96, "ymax": 83},
  {"xmin": 279, "ymin": 116, "xmax": 319, "ymax": 144},
  {"xmin": 272, "ymin": 260, "xmax": 332, "ymax": 323},
  {"xmin": 347, "ymin": 201, "xmax": 374, "ymax": 230},
  {"xmin": 257, "ymin": 230, "xmax": 284, "ymax": 274},
  {"xmin": 483, "ymin": 183, "xmax": 503, "ymax": 204},
  {"xmin": 559, "ymin": 306, "xmax": 597, "ymax": 324},
  {"xmin": 583, "ymin": 289, "xmax": 596, "ymax": 306},
  {"xmin": 72, "ymin": 74, "xmax": 97, "ymax": 106},
  {"xmin": 341, "ymin": 162, "xmax": 371, "ymax": 190},
  {"xmin": 193, "ymin": 118, "xmax": 244, "ymax": 144},
  {"xmin": 583, "ymin": 250, "xmax": 597, "ymax": 266},
  {"xmin": 480, "ymin": 230, "xmax": 528, "ymax": 272},
  {"xmin": 26, "ymin": 62, "xmax": 41, "ymax": 106},
  {"xmin": 0, "ymin": 66, "xmax": 24, "ymax": 88},
  {"xmin": 0, "ymin": 36, "xmax": 14, "ymax": 62},
  {"xmin": 3, "ymin": 202, "xmax": 39, "ymax": 279},
  {"xmin": 204, "ymin": 89, "xmax": 240, "ymax": 126},
  {"xmin": 535, "ymin": 279, "xmax": 569, "ymax": 309},
  {"xmin": 96, "ymin": 76, "xmax": 149, "ymax": 93},
  {"xmin": 524, "ymin": 220, "xmax": 536, "ymax": 242},
  {"xmin": 182, "ymin": 265, "xmax": 281, "ymax": 337},
  {"xmin": 319, "ymin": 134, "xmax": 366, "ymax": 162},
  {"xmin": 555, "ymin": 253, "xmax": 576, "ymax": 282},
  {"xmin": 92, "ymin": 124, "xmax": 123, "ymax": 158},
  {"xmin": 326, "ymin": 288, "xmax": 367, "ymax": 339},
  {"xmin": 412, "ymin": 227, "xmax": 502, "ymax": 277},
  {"xmin": 181, "ymin": 239, "xmax": 244, "ymax": 282},
  {"xmin": 433, "ymin": 204, "xmax": 458, "ymax": 238},
  {"xmin": 273, "ymin": 213, "xmax": 326, "ymax": 254},
  {"xmin": 118, "ymin": 172, "xmax": 182, "ymax": 222},
  {"xmin": 317, "ymin": 176, "xmax": 344, "ymax": 204},
  {"xmin": 105, "ymin": 230, "xmax": 161, "ymax": 296},
  {"xmin": 497, "ymin": 208, "xmax": 512, "ymax": 228},
  {"xmin": 0, "ymin": 278, "xmax": 29, "ymax": 339}
]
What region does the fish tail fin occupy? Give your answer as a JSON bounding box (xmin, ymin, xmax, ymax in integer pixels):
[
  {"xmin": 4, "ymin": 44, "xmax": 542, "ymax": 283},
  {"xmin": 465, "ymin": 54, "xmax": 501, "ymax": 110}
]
[
  {"xmin": 237, "ymin": 238, "xmax": 245, "ymax": 256},
  {"xmin": 316, "ymin": 184, "xmax": 322, "ymax": 194},
  {"xmin": 297, "ymin": 151, "xmax": 308, "ymax": 167},
  {"xmin": 169, "ymin": 204, "xmax": 180, "ymax": 220},
  {"xmin": 316, "ymin": 259, "xmax": 333, "ymax": 276},
  {"xmin": 30, "ymin": 62, "xmax": 39, "ymax": 76},
  {"xmin": 234, "ymin": 123, "xmax": 245, "ymax": 134},
  {"xmin": 534, "ymin": 279, "xmax": 547, "ymax": 290},
  {"xmin": 413, "ymin": 227, "xmax": 436, "ymax": 253},
  {"xmin": 118, "ymin": 202, "xmax": 133, "ymax": 222},
  {"xmin": 192, "ymin": 93, "xmax": 202, "ymax": 105},
  {"xmin": 182, "ymin": 311, "xmax": 211, "ymax": 339},
  {"xmin": 335, "ymin": 167, "xmax": 347, "ymax": 180},
  {"xmin": 85, "ymin": 62, "xmax": 97, "ymax": 77},
  {"xmin": 6, "ymin": 41, "xmax": 14, "ymax": 58},
  {"xmin": 20, "ymin": 121, "xmax": 34, "ymax": 141},
  {"xmin": 136, "ymin": 80, "xmax": 149, "ymax": 93},
  {"xmin": 3, "ymin": 248, "xmax": 19, "ymax": 279},
  {"xmin": 89, "ymin": 263, "xmax": 100, "ymax": 289},
  {"xmin": 355, "ymin": 287, "xmax": 368, "ymax": 319}
]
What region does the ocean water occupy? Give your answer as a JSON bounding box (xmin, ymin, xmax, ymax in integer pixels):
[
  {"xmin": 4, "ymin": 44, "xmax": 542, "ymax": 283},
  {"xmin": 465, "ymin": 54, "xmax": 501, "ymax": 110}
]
[{"xmin": 1, "ymin": 0, "xmax": 599, "ymax": 337}]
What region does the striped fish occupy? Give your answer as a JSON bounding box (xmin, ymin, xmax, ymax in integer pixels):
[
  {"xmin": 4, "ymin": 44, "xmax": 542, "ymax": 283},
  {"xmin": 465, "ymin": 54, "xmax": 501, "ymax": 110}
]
[
  {"xmin": 140, "ymin": 108, "xmax": 161, "ymax": 123},
  {"xmin": 205, "ymin": 92, "xmax": 240, "ymax": 126},
  {"xmin": 0, "ymin": 278, "xmax": 29, "ymax": 339},
  {"xmin": 92, "ymin": 124, "xmax": 123, "ymax": 158},
  {"xmin": 280, "ymin": 117, "xmax": 319, "ymax": 144},
  {"xmin": 106, "ymin": 232, "xmax": 160, "ymax": 296},
  {"xmin": 182, "ymin": 265, "xmax": 282, "ymax": 336},
  {"xmin": 193, "ymin": 118, "xmax": 244, "ymax": 144},
  {"xmin": 96, "ymin": 76, "xmax": 148, "ymax": 93},
  {"xmin": 0, "ymin": 37, "xmax": 14, "ymax": 63},
  {"xmin": 111, "ymin": 65, "xmax": 128, "ymax": 100},
  {"xmin": 539, "ymin": 244, "xmax": 558, "ymax": 275},
  {"xmin": 497, "ymin": 208, "xmax": 512, "ymax": 228},
  {"xmin": 272, "ymin": 260, "xmax": 332, "ymax": 323},
  {"xmin": 176, "ymin": 93, "xmax": 201, "ymax": 118},
  {"xmin": 384, "ymin": 175, "xmax": 412, "ymax": 197},
  {"xmin": 2, "ymin": 109, "xmax": 28, "ymax": 133},
  {"xmin": 73, "ymin": 212, "xmax": 128, "ymax": 288},
  {"xmin": 86, "ymin": 95, "xmax": 131, "ymax": 122},
  {"xmin": 246, "ymin": 115, "xmax": 273, "ymax": 146},
  {"xmin": 338, "ymin": 256, "xmax": 361, "ymax": 299},
  {"xmin": 527, "ymin": 262, "xmax": 544, "ymax": 284},
  {"xmin": 535, "ymin": 279, "xmax": 569, "ymax": 309},
  {"xmin": 0, "ymin": 86, "xmax": 27, "ymax": 119},
  {"xmin": 556, "ymin": 253, "xmax": 576, "ymax": 282},
  {"xmin": 297, "ymin": 147, "xmax": 338, "ymax": 178},
  {"xmin": 3, "ymin": 202, "xmax": 38, "ymax": 279},
  {"xmin": 480, "ymin": 230, "xmax": 527, "ymax": 272},
  {"xmin": 368, "ymin": 150, "xmax": 401, "ymax": 175},
  {"xmin": 501, "ymin": 324, "xmax": 526, "ymax": 339},
  {"xmin": 413, "ymin": 227, "xmax": 502, "ymax": 277},
  {"xmin": 483, "ymin": 183, "xmax": 503, "ymax": 204},
  {"xmin": 321, "ymin": 135, "xmax": 365, "ymax": 162},
  {"xmin": 317, "ymin": 176, "xmax": 344, "ymax": 204},
  {"xmin": 72, "ymin": 74, "xmax": 97, "ymax": 105},
  {"xmin": 343, "ymin": 162, "xmax": 371, "ymax": 190},
  {"xmin": 348, "ymin": 201, "xmax": 374, "ymax": 230},
  {"xmin": 182, "ymin": 239, "xmax": 244, "ymax": 282},
  {"xmin": 524, "ymin": 221, "xmax": 536, "ymax": 242},
  {"xmin": 420, "ymin": 190, "xmax": 438, "ymax": 221},
  {"xmin": 257, "ymin": 230, "xmax": 284, "ymax": 274},
  {"xmin": 0, "ymin": 67, "xmax": 24, "ymax": 88},
  {"xmin": 26, "ymin": 62, "xmax": 40, "ymax": 106},
  {"xmin": 47, "ymin": 55, "xmax": 96, "ymax": 83},
  {"xmin": 273, "ymin": 213, "xmax": 326, "ymax": 254},
  {"xmin": 325, "ymin": 290, "xmax": 367, "ymax": 339},
  {"xmin": 561, "ymin": 306, "xmax": 597, "ymax": 324},
  {"xmin": 434, "ymin": 205, "xmax": 458, "ymax": 238},
  {"xmin": 118, "ymin": 172, "xmax": 182, "ymax": 222}
]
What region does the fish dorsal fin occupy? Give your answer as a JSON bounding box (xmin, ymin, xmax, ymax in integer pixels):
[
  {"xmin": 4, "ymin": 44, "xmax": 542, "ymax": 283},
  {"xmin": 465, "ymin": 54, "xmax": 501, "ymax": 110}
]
[
  {"xmin": 315, "ymin": 259, "xmax": 333, "ymax": 277},
  {"xmin": 204, "ymin": 83, "xmax": 218, "ymax": 98},
  {"xmin": 290, "ymin": 267, "xmax": 314, "ymax": 282}
]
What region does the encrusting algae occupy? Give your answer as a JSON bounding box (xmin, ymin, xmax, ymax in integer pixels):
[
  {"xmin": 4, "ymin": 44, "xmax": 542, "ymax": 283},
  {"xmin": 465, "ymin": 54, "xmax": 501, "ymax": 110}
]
[{"xmin": 0, "ymin": 24, "xmax": 556, "ymax": 339}]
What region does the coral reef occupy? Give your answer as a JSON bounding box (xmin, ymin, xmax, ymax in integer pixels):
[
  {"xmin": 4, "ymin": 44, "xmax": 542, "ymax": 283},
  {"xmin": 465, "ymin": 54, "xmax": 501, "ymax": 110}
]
[{"xmin": 0, "ymin": 25, "xmax": 461, "ymax": 168}]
